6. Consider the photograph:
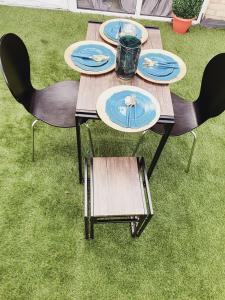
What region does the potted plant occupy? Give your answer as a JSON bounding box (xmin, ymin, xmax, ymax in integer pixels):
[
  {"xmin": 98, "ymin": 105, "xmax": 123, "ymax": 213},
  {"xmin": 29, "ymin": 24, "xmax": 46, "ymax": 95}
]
[{"xmin": 172, "ymin": 0, "xmax": 203, "ymax": 34}]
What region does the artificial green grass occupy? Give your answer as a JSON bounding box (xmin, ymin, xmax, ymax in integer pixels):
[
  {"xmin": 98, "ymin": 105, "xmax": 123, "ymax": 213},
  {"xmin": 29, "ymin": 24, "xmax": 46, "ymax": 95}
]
[{"xmin": 0, "ymin": 5, "xmax": 225, "ymax": 300}]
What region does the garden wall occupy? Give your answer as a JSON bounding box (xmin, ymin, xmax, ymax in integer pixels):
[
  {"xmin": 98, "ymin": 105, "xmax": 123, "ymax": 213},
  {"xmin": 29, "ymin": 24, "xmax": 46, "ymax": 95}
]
[{"xmin": 205, "ymin": 0, "xmax": 225, "ymax": 20}]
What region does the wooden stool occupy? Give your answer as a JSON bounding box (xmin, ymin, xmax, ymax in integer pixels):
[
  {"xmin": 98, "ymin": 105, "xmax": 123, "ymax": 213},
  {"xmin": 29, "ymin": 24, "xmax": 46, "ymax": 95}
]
[{"xmin": 84, "ymin": 157, "xmax": 153, "ymax": 239}]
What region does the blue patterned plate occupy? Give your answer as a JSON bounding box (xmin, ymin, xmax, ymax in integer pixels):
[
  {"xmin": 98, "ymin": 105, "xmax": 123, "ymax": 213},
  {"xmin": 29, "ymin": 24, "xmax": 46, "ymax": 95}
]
[
  {"xmin": 99, "ymin": 18, "xmax": 148, "ymax": 46},
  {"xmin": 71, "ymin": 47, "xmax": 109, "ymax": 67},
  {"xmin": 64, "ymin": 41, "xmax": 116, "ymax": 75},
  {"xmin": 96, "ymin": 86, "xmax": 160, "ymax": 133},
  {"xmin": 137, "ymin": 49, "xmax": 186, "ymax": 84},
  {"xmin": 103, "ymin": 21, "xmax": 142, "ymax": 42}
]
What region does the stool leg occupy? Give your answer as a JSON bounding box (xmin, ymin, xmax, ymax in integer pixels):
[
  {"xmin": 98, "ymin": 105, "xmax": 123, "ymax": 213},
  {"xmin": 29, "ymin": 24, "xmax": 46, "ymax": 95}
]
[
  {"xmin": 32, "ymin": 119, "xmax": 39, "ymax": 162},
  {"xmin": 136, "ymin": 214, "xmax": 153, "ymax": 237},
  {"xmin": 84, "ymin": 217, "xmax": 89, "ymax": 239},
  {"xmin": 90, "ymin": 218, "xmax": 94, "ymax": 239},
  {"xmin": 130, "ymin": 217, "xmax": 137, "ymax": 238},
  {"xmin": 85, "ymin": 123, "xmax": 95, "ymax": 156},
  {"xmin": 131, "ymin": 216, "xmax": 146, "ymax": 237},
  {"xmin": 84, "ymin": 159, "xmax": 90, "ymax": 239}
]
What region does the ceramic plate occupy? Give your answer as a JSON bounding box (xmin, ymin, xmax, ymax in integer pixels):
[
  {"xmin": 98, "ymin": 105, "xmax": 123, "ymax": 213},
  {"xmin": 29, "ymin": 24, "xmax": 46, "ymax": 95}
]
[
  {"xmin": 64, "ymin": 41, "xmax": 116, "ymax": 75},
  {"xmin": 137, "ymin": 49, "xmax": 186, "ymax": 84},
  {"xmin": 99, "ymin": 19, "xmax": 148, "ymax": 46},
  {"xmin": 96, "ymin": 85, "xmax": 160, "ymax": 133}
]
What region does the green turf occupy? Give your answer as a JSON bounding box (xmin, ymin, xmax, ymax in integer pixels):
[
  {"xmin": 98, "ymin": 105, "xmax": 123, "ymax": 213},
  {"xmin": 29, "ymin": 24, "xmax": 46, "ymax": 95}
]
[{"xmin": 0, "ymin": 5, "xmax": 225, "ymax": 300}]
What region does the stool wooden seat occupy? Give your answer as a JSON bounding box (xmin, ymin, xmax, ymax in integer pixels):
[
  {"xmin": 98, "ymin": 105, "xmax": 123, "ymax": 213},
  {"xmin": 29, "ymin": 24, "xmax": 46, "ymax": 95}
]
[{"xmin": 84, "ymin": 157, "xmax": 153, "ymax": 239}]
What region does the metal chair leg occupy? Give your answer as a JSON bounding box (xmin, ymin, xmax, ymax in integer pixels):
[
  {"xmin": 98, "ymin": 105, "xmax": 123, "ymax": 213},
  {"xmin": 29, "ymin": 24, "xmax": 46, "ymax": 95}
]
[
  {"xmin": 186, "ymin": 131, "xmax": 197, "ymax": 173},
  {"xmin": 132, "ymin": 130, "xmax": 148, "ymax": 156},
  {"xmin": 85, "ymin": 123, "xmax": 95, "ymax": 156},
  {"xmin": 32, "ymin": 119, "xmax": 39, "ymax": 162}
]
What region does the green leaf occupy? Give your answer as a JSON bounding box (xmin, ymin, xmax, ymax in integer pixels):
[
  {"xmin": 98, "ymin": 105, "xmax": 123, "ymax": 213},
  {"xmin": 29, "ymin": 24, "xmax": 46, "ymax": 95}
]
[{"xmin": 172, "ymin": 0, "xmax": 204, "ymax": 19}]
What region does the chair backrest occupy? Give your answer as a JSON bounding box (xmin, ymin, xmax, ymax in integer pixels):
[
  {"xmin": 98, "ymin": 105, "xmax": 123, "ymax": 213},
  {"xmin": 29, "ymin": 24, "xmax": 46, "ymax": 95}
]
[
  {"xmin": 0, "ymin": 33, "xmax": 33, "ymax": 104},
  {"xmin": 196, "ymin": 53, "xmax": 225, "ymax": 123}
]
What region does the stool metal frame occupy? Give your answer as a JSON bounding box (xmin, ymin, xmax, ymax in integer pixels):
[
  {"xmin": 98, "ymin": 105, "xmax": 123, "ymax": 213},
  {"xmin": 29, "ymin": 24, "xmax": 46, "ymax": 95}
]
[{"xmin": 84, "ymin": 157, "xmax": 153, "ymax": 239}]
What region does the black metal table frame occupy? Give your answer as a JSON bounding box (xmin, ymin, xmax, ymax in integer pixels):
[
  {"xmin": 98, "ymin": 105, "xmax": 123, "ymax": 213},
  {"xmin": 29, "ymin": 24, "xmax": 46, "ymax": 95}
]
[
  {"xmin": 84, "ymin": 157, "xmax": 153, "ymax": 239},
  {"xmin": 75, "ymin": 113, "xmax": 174, "ymax": 184}
]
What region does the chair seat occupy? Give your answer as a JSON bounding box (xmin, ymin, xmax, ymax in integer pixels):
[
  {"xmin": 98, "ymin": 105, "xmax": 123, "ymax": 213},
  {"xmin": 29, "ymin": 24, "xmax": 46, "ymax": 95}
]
[
  {"xmin": 91, "ymin": 157, "xmax": 147, "ymax": 217},
  {"xmin": 151, "ymin": 93, "xmax": 199, "ymax": 136},
  {"xmin": 27, "ymin": 80, "xmax": 79, "ymax": 128},
  {"xmin": 84, "ymin": 157, "xmax": 153, "ymax": 239}
]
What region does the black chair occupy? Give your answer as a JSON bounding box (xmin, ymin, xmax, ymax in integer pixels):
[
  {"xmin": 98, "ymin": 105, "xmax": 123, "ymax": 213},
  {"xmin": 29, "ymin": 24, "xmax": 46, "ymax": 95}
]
[
  {"xmin": 135, "ymin": 53, "xmax": 225, "ymax": 172},
  {"xmin": 153, "ymin": 53, "xmax": 225, "ymax": 172},
  {"xmin": 0, "ymin": 33, "xmax": 80, "ymax": 161}
]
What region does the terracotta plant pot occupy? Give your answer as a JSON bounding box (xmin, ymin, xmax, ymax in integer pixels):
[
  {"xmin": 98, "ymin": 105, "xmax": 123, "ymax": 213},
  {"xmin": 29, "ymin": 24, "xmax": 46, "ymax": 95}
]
[{"xmin": 172, "ymin": 14, "xmax": 192, "ymax": 34}]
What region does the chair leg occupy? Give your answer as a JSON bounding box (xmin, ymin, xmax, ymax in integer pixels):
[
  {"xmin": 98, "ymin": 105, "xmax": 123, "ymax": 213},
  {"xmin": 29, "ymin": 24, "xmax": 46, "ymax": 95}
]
[
  {"xmin": 85, "ymin": 123, "xmax": 95, "ymax": 156},
  {"xmin": 132, "ymin": 130, "xmax": 148, "ymax": 156},
  {"xmin": 32, "ymin": 119, "xmax": 39, "ymax": 162},
  {"xmin": 186, "ymin": 131, "xmax": 197, "ymax": 173}
]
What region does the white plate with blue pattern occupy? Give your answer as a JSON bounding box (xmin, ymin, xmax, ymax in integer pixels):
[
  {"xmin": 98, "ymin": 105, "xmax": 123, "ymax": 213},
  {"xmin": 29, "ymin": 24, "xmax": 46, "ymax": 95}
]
[
  {"xmin": 96, "ymin": 85, "xmax": 160, "ymax": 133},
  {"xmin": 137, "ymin": 49, "xmax": 187, "ymax": 84},
  {"xmin": 64, "ymin": 41, "xmax": 116, "ymax": 75},
  {"xmin": 99, "ymin": 18, "xmax": 148, "ymax": 46}
]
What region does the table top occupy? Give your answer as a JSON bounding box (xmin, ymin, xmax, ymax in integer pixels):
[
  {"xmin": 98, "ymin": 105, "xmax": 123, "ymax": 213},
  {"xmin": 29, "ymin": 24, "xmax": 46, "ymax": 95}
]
[
  {"xmin": 91, "ymin": 157, "xmax": 147, "ymax": 217},
  {"xmin": 76, "ymin": 22, "xmax": 174, "ymax": 123}
]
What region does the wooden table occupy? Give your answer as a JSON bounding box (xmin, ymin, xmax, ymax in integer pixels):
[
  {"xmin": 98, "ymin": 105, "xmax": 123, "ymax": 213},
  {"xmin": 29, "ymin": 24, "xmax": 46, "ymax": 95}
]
[{"xmin": 76, "ymin": 21, "xmax": 175, "ymax": 183}]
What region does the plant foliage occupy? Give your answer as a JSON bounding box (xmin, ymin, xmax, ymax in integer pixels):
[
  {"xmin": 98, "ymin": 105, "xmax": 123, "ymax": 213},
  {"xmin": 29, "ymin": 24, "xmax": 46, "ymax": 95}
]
[{"xmin": 172, "ymin": 0, "xmax": 204, "ymax": 19}]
